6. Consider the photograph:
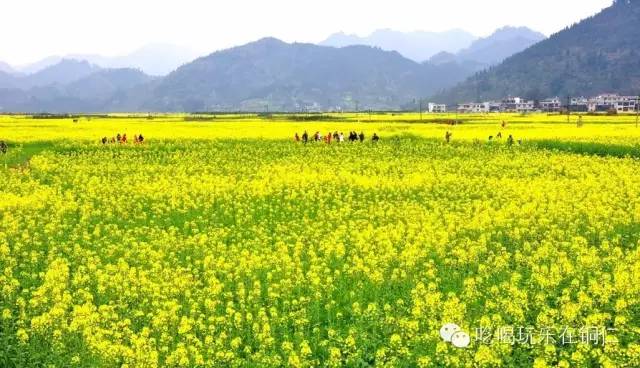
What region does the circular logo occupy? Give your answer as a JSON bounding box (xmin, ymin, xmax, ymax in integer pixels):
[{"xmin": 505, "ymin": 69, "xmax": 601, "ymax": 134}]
[
  {"xmin": 451, "ymin": 331, "xmax": 471, "ymax": 348},
  {"xmin": 439, "ymin": 323, "xmax": 461, "ymax": 342}
]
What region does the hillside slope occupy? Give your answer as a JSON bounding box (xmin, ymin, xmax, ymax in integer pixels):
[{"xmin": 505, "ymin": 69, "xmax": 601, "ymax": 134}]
[{"xmin": 433, "ymin": 1, "xmax": 640, "ymax": 104}]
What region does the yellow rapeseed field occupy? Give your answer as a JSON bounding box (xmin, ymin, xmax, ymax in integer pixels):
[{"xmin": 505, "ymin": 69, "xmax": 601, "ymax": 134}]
[{"xmin": 1, "ymin": 113, "xmax": 639, "ymax": 367}]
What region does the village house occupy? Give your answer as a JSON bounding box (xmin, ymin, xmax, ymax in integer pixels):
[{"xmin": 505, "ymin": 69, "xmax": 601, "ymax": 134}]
[
  {"xmin": 569, "ymin": 97, "xmax": 589, "ymax": 112},
  {"xmin": 456, "ymin": 94, "xmax": 638, "ymax": 114},
  {"xmin": 540, "ymin": 97, "xmax": 562, "ymax": 112},
  {"xmin": 427, "ymin": 103, "xmax": 447, "ymax": 113},
  {"xmin": 587, "ymin": 94, "xmax": 638, "ymax": 112},
  {"xmin": 501, "ymin": 97, "xmax": 535, "ymax": 112},
  {"xmin": 457, "ymin": 102, "xmax": 490, "ymax": 113}
]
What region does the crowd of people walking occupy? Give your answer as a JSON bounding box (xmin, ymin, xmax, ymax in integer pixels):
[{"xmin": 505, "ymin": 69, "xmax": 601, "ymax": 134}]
[
  {"xmin": 101, "ymin": 133, "xmax": 145, "ymax": 145},
  {"xmin": 295, "ymin": 131, "xmax": 380, "ymax": 144}
]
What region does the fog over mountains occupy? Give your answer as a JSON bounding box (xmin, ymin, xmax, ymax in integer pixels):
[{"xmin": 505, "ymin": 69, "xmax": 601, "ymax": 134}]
[
  {"xmin": 320, "ymin": 29, "xmax": 477, "ymax": 62},
  {"xmin": 320, "ymin": 27, "xmax": 545, "ymax": 67},
  {"xmin": 11, "ymin": 44, "xmax": 199, "ymax": 77}
]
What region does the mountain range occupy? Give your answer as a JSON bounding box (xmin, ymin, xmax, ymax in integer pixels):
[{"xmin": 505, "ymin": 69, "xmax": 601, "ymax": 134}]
[
  {"xmin": 0, "ymin": 39, "xmax": 476, "ymax": 112},
  {"xmin": 11, "ymin": 44, "xmax": 199, "ymax": 77},
  {"xmin": 0, "ymin": 25, "xmax": 548, "ymax": 112},
  {"xmin": 433, "ymin": 0, "xmax": 640, "ymax": 104},
  {"xmin": 145, "ymin": 37, "xmax": 486, "ymax": 112},
  {"xmin": 1, "ymin": 1, "xmax": 637, "ymax": 113},
  {"xmin": 323, "ymin": 27, "xmax": 546, "ymax": 69},
  {"xmin": 0, "ymin": 65, "xmax": 155, "ymax": 113}
]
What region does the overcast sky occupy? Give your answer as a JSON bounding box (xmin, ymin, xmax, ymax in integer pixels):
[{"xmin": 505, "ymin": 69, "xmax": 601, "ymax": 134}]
[{"xmin": 1, "ymin": 0, "xmax": 613, "ymax": 66}]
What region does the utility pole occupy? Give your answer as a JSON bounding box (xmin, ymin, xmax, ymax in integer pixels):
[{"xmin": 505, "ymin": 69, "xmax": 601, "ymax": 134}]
[
  {"xmin": 567, "ymin": 96, "xmax": 571, "ymax": 124},
  {"xmin": 419, "ymin": 99, "xmax": 423, "ymax": 122}
]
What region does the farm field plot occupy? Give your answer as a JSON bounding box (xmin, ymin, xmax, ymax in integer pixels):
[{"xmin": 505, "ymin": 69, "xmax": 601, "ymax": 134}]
[{"xmin": 1, "ymin": 113, "xmax": 640, "ymax": 367}]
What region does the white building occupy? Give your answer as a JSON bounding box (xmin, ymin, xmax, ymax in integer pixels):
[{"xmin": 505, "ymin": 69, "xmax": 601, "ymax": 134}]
[
  {"xmin": 515, "ymin": 100, "xmax": 535, "ymax": 112},
  {"xmin": 457, "ymin": 102, "xmax": 490, "ymax": 113},
  {"xmin": 540, "ymin": 97, "xmax": 562, "ymax": 112},
  {"xmin": 568, "ymin": 97, "xmax": 589, "ymax": 112},
  {"xmin": 502, "ymin": 97, "xmax": 534, "ymax": 112},
  {"xmin": 588, "ymin": 94, "xmax": 638, "ymax": 112},
  {"xmin": 427, "ymin": 103, "xmax": 447, "ymax": 113}
]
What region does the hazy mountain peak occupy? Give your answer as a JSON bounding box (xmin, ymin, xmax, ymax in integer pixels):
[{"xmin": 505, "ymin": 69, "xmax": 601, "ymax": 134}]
[
  {"xmin": 320, "ymin": 28, "xmax": 477, "ymax": 62},
  {"xmin": 250, "ymin": 37, "xmax": 288, "ymax": 47},
  {"xmin": 428, "ymin": 51, "xmax": 458, "ymax": 65},
  {"xmin": 0, "ymin": 61, "xmax": 16, "ymax": 75},
  {"xmin": 455, "ymin": 26, "xmax": 546, "ymax": 65},
  {"xmin": 489, "ymin": 26, "xmax": 546, "ymax": 41},
  {"xmin": 14, "ymin": 44, "xmax": 200, "ymax": 77}
]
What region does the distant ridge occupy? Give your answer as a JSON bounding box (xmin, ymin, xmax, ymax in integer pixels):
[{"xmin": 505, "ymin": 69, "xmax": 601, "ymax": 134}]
[
  {"xmin": 13, "ymin": 44, "xmax": 199, "ymax": 76},
  {"xmin": 320, "ymin": 29, "xmax": 476, "ymax": 62},
  {"xmin": 142, "ymin": 38, "xmax": 475, "ymax": 112},
  {"xmin": 456, "ymin": 26, "xmax": 546, "ymax": 66},
  {"xmin": 0, "ymin": 38, "xmax": 478, "ymax": 112}
]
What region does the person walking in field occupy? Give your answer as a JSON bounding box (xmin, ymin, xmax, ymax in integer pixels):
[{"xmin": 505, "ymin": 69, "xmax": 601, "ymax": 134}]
[
  {"xmin": 359, "ymin": 132, "xmax": 365, "ymax": 142},
  {"xmin": 138, "ymin": 134, "xmax": 144, "ymax": 143},
  {"xmin": 497, "ymin": 132, "xmax": 502, "ymax": 139},
  {"xmin": 326, "ymin": 132, "xmax": 332, "ymax": 144},
  {"xmin": 101, "ymin": 137, "xmax": 108, "ymax": 144},
  {"xmin": 507, "ymin": 135, "xmax": 514, "ymax": 146},
  {"xmin": 339, "ymin": 132, "xmax": 345, "ymax": 143},
  {"xmin": 117, "ymin": 133, "xmax": 122, "ymax": 143},
  {"xmin": 445, "ymin": 131, "xmax": 452, "ymax": 143},
  {"xmin": 294, "ymin": 133, "xmax": 300, "ymax": 142},
  {"xmin": 372, "ymin": 133, "xmax": 380, "ymax": 142},
  {"xmin": 302, "ymin": 131, "xmax": 309, "ymax": 144},
  {"xmin": 501, "ymin": 121, "xmax": 507, "ymax": 128},
  {"xmin": 122, "ymin": 134, "xmax": 128, "ymax": 143},
  {"xmin": 0, "ymin": 141, "xmax": 7, "ymax": 154}
]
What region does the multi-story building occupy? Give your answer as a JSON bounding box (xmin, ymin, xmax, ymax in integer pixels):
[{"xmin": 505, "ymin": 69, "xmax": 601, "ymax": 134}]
[
  {"xmin": 487, "ymin": 101, "xmax": 503, "ymax": 112},
  {"xmin": 457, "ymin": 102, "xmax": 490, "ymax": 113},
  {"xmin": 540, "ymin": 97, "xmax": 562, "ymax": 112},
  {"xmin": 569, "ymin": 97, "xmax": 589, "ymax": 112},
  {"xmin": 427, "ymin": 103, "xmax": 447, "ymax": 113},
  {"xmin": 515, "ymin": 100, "xmax": 535, "ymax": 112},
  {"xmin": 456, "ymin": 94, "xmax": 638, "ymax": 114},
  {"xmin": 501, "ymin": 97, "xmax": 535, "ymax": 112},
  {"xmin": 588, "ymin": 94, "xmax": 638, "ymax": 112}
]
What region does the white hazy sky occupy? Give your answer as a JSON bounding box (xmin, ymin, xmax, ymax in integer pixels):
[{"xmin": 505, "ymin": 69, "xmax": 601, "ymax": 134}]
[{"xmin": 1, "ymin": 0, "xmax": 613, "ymax": 66}]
